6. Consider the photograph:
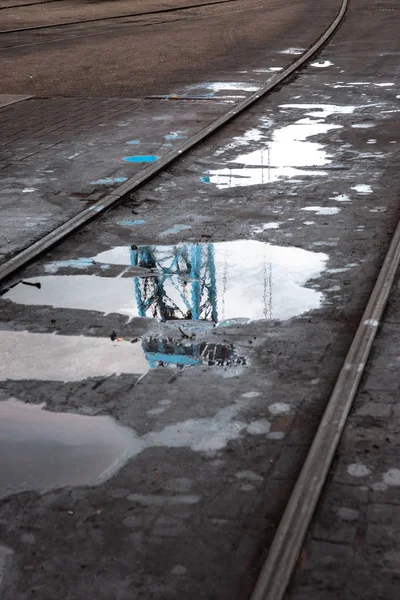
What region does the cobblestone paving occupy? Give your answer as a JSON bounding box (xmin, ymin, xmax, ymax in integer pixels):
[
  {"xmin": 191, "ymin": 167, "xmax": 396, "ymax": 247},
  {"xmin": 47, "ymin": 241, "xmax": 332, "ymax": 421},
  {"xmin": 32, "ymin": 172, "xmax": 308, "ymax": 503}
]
[
  {"xmin": 286, "ymin": 270, "xmax": 400, "ymax": 600},
  {"xmin": 0, "ymin": 95, "xmax": 228, "ymax": 262},
  {"xmin": 0, "ymin": 0, "xmax": 399, "ymax": 597}
]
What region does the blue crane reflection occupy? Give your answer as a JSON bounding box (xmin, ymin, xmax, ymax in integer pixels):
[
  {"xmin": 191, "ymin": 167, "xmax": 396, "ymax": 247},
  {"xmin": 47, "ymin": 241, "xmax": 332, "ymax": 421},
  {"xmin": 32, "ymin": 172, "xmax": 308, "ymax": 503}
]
[{"xmin": 130, "ymin": 243, "xmax": 219, "ymax": 323}]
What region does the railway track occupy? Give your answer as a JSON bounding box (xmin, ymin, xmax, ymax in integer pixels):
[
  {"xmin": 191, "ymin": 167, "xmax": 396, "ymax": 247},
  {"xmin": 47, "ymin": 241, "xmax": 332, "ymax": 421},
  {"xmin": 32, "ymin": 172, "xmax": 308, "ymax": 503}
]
[
  {"xmin": 0, "ymin": 0, "xmax": 240, "ymax": 35},
  {"xmin": 0, "ymin": 0, "xmax": 291, "ymax": 53},
  {"xmin": 0, "ymin": 0, "xmax": 348, "ymax": 283},
  {"xmin": 2, "ymin": 0, "xmax": 399, "ymax": 597}
]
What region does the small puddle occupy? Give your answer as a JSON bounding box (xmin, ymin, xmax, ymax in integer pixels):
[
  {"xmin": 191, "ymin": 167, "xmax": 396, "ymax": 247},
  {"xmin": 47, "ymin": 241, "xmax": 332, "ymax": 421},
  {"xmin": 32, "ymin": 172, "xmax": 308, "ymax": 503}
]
[
  {"xmin": 187, "ymin": 82, "xmax": 259, "ymax": 94},
  {"xmin": 4, "ymin": 241, "xmax": 328, "ymax": 322},
  {"xmin": 203, "ymin": 104, "xmax": 356, "ymax": 188},
  {"xmin": 0, "ymin": 398, "xmax": 138, "ymax": 499},
  {"xmin": 204, "ymin": 121, "xmax": 340, "ymax": 188}
]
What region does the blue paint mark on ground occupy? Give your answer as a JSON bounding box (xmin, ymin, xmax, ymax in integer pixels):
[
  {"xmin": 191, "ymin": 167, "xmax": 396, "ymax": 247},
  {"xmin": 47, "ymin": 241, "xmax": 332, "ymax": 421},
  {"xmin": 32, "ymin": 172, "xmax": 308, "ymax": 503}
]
[
  {"xmin": 119, "ymin": 220, "xmax": 146, "ymax": 226},
  {"xmin": 160, "ymin": 224, "xmax": 192, "ymax": 237},
  {"xmin": 126, "ymin": 140, "xmax": 140, "ymax": 145},
  {"xmin": 200, "ymin": 176, "xmax": 210, "ymax": 183},
  {"xmin": 90, "ymin": 177, "xmax": 128, "ymax": 185},
  {"xmin": 124, "ymin": 156, "xmax": 158, "ymax": 163}
]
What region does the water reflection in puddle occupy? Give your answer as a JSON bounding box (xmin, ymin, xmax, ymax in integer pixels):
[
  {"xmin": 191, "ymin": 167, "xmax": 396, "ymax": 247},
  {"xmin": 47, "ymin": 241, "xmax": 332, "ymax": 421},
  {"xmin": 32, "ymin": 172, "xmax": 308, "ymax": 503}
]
[
  {"xmin": 0, "ymin": 331, "xmax": 150, "ymax": 381},
  {"xmin": 204, "ymin": 120, "xmax": 340, "ymax": 187},
  {"xmin": 0, "ymin": 389, "xmax": 277, "ymax": 498},
  {"xmin": 143, "ymin": 337, "xmax": 245, "ymax": 368},
  {"xmin": 0, "ymin": 398, "xmax": 138, "ymax": 498},
  {"xmin": 0, "ymin": 331, "xmax": 245, "ymax": 380},
  {"xmin": 203, "ymin": 104, "xmax": 356, "ymax": 188},
  {"xmin": 4, "ymin": 241, "xmax": 328, "ymax": 322}
]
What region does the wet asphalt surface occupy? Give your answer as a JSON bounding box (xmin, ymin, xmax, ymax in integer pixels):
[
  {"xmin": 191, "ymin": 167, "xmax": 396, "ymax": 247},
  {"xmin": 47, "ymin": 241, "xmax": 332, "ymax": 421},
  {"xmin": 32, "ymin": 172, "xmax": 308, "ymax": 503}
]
[
  {"xmin": 0, "ymin": 0, "xmax": 337, "ymax": 97},
  {"xmin": 0, "ymin": 0, "xmax": 400, "ymax": 598}
]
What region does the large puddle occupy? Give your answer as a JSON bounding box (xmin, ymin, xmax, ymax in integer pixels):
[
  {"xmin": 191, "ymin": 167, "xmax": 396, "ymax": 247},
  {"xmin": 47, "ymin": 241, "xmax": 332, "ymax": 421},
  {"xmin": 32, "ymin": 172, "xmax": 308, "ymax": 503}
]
[
  {"xmin": 4, "ymin": 240, "xmax": 328, "ymax": 322},
  {"xmin": 202, "ymin": 104, "xmax": 356, "ymax": 188},
  {"xmin": 0, "ymin": 398, "xmax": 138, "ymax": 499}
]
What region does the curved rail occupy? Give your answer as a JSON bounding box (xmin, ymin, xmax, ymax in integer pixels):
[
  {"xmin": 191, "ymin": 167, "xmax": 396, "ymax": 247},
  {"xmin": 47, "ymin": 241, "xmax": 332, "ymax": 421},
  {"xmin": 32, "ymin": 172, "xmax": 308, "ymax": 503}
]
[
  {"xmin": 0, "ymin": 0, "xmax": 348, "ymax": 284},
  {"xmin": 0, "ymin": 0, "xmax": 239, "ymax": 35},
  {"xmin": 3, "ymin": 4, "xmax": 398, "ymax": 600}
]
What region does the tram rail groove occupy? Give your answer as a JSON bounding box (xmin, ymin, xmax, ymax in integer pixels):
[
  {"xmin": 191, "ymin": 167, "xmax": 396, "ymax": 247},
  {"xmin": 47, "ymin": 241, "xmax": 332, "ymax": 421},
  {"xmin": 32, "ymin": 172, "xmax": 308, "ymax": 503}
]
[
  {"xmin": 0, "ymin": 0, "xmax": 239, "ymax": 35},
  {"xmin": 6, "ymin": 0, "xmax": 390, "ymax": 596},
  {"xmin": 0, "ymin": 0, "xmax": 348, "ymax": 284}
]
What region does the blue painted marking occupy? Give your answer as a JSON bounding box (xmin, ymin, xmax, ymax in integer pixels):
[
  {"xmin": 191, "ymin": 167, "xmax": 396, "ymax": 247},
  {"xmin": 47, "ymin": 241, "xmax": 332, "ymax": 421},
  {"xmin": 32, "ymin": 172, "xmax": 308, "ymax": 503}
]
[
  {"xmin": 126, "ymin": 140, "xmax": 140, "ymax": 145},
  {"xmin": 119, "ymin": 219, "xmax": 146, "ymax": 226},
  {"xmin": 90, "ymin": 177, "xmax": 127, "ymax": 185},
  {"xmin": 200, "ymin": 176, "xmax": 210, "ymax": 183},
  {"xmin": 123, "ymin": 155, "xmax": 158, "ymax": 163},
  {"xmin": 164, "ymin": 133, "xmax": 185, "ymax": 141}
]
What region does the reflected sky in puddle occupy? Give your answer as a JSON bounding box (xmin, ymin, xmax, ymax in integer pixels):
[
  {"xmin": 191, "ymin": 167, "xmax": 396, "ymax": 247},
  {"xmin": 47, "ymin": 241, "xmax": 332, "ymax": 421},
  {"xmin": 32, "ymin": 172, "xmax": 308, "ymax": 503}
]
[
  {"xmin": 203, "ymin": 121, "xmax": 339, "ymax": 187},
  {"xmin": 0, "ymin": 398, "xmax": 137, "ymax": 498},
  {"xmin": 4, "ymin": 241, "xmax": 328, "ymax": 322},
  {"xmin": 0, "ymin": 388, "xmax": 278, "ymax": 498},
  {"xmin": 202, "ymin": 103, "xmax": 356, "ymax": 188},
  {"xmin": 0, "ymin": 331, "xmax": 150, "ymax": 381},
  {"xmin": 0, "ymin": 330, "xmax": 244, "ymax": 380}
]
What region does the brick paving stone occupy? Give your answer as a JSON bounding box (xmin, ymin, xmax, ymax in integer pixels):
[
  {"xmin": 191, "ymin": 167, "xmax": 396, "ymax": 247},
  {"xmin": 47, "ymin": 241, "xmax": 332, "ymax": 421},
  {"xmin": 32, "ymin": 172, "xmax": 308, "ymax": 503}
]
[
  {"xmin": 287, "ymin": 270, "xmax": 400, "ymax": 599},
  {"xmin": 0, "ymin": 95, "xmax": 233, "ymax": 263}
]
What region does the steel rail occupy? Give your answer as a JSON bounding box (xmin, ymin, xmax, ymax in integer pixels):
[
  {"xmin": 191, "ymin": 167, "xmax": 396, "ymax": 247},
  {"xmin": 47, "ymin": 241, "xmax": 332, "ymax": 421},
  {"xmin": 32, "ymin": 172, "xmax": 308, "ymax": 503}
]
[
  {"xmin": 0, "ymin": 1, "xmax": 290, "ymax": 51},
  {"xmin": 0, "ymin": 0, "xmax": 239, "ymax": 34},
  {"xmin": 0, "ymin": 1, "xmax": 291, "ymax": 52},
  {"xmin": 250, "ymin": 208, "xmax": 400, "ymax": 600},
  {"xmin": 0, "ymin": 0, "xmax": 347, "ymax": 284}
]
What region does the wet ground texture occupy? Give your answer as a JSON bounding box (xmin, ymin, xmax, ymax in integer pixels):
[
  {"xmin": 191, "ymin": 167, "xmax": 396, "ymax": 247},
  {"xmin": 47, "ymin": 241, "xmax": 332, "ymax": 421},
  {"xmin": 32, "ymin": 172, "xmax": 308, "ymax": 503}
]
[{"xmin": 0, "ymin": 0, "xmax": 400, "ymax": 598}]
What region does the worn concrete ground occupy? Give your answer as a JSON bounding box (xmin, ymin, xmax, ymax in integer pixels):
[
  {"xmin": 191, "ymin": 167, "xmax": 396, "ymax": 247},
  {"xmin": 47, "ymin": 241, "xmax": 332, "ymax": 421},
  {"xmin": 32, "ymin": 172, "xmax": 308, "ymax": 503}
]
[
  {"xmin": 0, "ymin": 0, "xmax": 399, "ymax": 599},
  {"xmin": 0, "ymin": 0, "xmax": 339, "ymax": 263},
  {"xmin": 286, "ymin": 273, "xmax": 400, "ymax": 600},
  {"xmin": 0, "ymin": 0, "xmax": 337, "ymax": 97}
]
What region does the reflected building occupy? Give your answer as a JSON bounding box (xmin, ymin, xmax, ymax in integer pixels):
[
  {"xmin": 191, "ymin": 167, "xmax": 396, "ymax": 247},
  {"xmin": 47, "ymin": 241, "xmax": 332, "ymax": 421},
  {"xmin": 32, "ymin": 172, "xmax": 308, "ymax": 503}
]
[{"xmin": 4, "ymin": 240, "xmax": 327, "ymax": 323}]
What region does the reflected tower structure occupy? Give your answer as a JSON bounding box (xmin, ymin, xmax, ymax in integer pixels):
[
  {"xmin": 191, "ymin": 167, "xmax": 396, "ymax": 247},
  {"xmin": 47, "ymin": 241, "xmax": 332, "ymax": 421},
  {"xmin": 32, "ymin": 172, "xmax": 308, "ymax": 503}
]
[{"xmin": 130, "ymin": 243, "xmax": 218, "ymax": 323}]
